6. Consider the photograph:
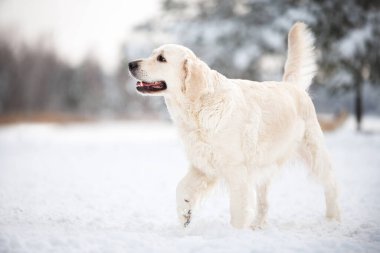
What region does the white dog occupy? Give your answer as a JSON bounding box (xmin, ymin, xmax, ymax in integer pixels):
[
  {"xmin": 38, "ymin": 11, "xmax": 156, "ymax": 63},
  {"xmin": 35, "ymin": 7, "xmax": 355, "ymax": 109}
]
[{"xmin": 129, "ymin": 22, "xmax": 340, "ymax": 229}]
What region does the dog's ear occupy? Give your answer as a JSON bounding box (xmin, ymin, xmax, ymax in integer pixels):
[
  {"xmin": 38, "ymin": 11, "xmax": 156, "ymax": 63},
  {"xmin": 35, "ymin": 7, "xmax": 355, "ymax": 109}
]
[{"xmin": 183, "ymin": 58, "xmax": 213, "ymax": 101}]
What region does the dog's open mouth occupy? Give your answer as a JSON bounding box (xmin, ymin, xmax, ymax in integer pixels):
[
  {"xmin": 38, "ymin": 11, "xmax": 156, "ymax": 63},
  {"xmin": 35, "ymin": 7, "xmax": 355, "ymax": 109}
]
[{"xmin": 136, "ymin": 81, "xmax": 167, "ymax": 92}]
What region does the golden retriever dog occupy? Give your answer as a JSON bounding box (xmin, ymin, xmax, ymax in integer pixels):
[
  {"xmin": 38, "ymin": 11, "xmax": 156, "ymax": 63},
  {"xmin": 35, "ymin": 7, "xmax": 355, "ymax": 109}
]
[{"xmin": 128, "ymin": 22, "xmax": 340, "ymax": 229}]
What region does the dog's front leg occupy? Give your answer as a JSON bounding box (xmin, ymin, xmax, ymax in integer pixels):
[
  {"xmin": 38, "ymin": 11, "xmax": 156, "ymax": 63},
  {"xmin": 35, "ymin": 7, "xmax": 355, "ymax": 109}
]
[
  {"xmin": 176, "ymin": 167, "xmax": 216, "ymax": 227},
  {"xmin": 225, "ymin": 171, "xmax": 255, "ymax": 229}
]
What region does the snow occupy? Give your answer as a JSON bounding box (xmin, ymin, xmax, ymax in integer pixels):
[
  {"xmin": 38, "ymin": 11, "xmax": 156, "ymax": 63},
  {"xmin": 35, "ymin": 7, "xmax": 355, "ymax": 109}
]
[
  {"xmin": 338, "ymin": 25, "xmax": 373, "ymax": 59},
  {"xmin": 0, "ymin": 118, "xmax": 380, "ymax": 252}
]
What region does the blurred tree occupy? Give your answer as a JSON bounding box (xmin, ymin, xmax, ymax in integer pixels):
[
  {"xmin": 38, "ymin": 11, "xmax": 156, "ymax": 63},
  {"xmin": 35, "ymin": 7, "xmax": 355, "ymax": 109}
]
[
  {"xmin": 0, "ymin": 34, "xmax": 129, "ymax": 119},
  {"xmin": 74, "ymin": 55, "xmax": 104, "ymax": 115},
  {"xmin": 133, "ymin": 0, "xmax": 380, "ymax": 129},
  {"xmin": 310, "ymin": 0, "xmax": 380, "ymax": 131}
]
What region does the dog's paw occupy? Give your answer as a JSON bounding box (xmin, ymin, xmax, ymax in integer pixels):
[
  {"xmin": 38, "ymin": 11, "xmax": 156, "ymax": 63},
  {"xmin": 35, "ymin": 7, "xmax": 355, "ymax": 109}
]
[
  {"xmin": 177, "ymin": 199, "xmax": 192, "ymax": 228},
  {"xmin": 251, "ymin": 219, "xmax": 267, "ymax": 230},
  {"xmin": 326, "ymin": 203, "xmax": 341, "ymax": 222},
  {"xmin": 183, "ymin": 209, "xmax": 192, "ymax": 227},
  {"xmin": 326, "ymin": 209, "xmax": 341, "ymax": 222}
]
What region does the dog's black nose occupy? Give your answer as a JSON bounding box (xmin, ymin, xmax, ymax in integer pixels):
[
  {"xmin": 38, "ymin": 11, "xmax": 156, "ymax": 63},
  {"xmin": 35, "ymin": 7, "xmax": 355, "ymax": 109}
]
[{"xmin": 128, "ymin": 61, "xmax": 140, "ymax": 71}]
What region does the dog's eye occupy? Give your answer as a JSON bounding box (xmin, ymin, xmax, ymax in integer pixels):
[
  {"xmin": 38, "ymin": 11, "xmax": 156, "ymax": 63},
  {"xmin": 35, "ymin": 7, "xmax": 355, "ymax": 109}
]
[{"xmin": 157, "ymin": 55, "xmax": 167, "ymax": 63}]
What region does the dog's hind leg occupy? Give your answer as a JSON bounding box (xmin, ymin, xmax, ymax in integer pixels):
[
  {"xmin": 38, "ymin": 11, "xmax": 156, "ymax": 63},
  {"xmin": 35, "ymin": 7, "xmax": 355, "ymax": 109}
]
[
  {"xmin": 301, "ymin": 118, "xmax": 341, "ymax": 221},
  {"xmin": 251, "ymin": 180, "xmax": 271, "ymax": 229},
  {"xmin": 224, "ymin": 168, "xmax": 256, "ymax": 229},
  {"xmin": 176, "ymin": 167, "xmax": 216, "ymax": 227}
]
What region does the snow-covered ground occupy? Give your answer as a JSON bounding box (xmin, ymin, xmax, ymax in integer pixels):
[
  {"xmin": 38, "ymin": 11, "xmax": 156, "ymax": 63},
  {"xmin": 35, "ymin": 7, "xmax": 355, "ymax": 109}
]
[{"xmin": 0, "ymin": 118, "xmax": 379, "ymax": 253}]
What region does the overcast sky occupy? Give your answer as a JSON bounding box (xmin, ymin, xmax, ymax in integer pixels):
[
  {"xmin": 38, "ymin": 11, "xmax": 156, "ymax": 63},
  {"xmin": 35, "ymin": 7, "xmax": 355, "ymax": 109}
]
[{"xmin": 0, "ymin": 0, "xmax": 159, "ymax": 72}]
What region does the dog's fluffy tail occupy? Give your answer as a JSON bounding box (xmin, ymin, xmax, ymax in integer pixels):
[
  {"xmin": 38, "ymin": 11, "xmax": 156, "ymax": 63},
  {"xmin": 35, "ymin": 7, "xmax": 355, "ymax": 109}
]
[{"xmin": 283, "ymin": 22, "xmax": 316, "ymax": 91}]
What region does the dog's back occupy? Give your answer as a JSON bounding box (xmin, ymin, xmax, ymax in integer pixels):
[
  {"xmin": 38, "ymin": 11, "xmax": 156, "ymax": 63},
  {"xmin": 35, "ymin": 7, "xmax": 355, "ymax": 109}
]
[{"xmin": 230, "ymin": 23, "xmax": 319, "ymax": 167}]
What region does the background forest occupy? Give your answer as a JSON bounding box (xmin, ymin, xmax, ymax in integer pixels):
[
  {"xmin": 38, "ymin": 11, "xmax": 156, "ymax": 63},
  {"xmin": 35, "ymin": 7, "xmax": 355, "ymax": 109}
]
[{"xmin": 0, "ymin": 0, "xmax": 379, "ymax": 127}]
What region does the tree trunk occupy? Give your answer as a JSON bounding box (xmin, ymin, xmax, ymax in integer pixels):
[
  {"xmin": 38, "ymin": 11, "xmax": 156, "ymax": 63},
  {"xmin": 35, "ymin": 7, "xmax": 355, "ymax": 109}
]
[{"xmin": 354, "ymin": 73, "xmax": 363, "ymax": 132}]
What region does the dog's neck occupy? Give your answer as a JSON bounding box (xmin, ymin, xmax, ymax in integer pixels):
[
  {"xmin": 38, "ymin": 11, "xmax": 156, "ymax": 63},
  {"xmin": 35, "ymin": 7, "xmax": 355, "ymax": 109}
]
[{"xmin": 164, "ymin": 71, "xmax": 232, "ymax": 132}]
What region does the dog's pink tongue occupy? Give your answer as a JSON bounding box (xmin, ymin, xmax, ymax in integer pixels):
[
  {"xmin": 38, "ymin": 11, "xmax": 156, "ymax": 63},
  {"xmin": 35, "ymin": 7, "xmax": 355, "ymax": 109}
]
[
  {"xmin": 142, "ymin": 82, "xmax": 153, "ymax": 86},
  {"xmin": 139, "ymin": 81, "xmax": 162, "ymax": 87},
  {"xmin": 136, "ymin": 81, "xmax": 152, "ymax": 87}
]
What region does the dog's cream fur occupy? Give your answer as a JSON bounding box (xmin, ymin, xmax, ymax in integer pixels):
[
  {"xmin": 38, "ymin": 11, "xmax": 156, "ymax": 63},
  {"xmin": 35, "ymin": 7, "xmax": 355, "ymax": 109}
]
[{"xmin": 129, "ymin": 22, "xmax": 340, "ymax": 229}]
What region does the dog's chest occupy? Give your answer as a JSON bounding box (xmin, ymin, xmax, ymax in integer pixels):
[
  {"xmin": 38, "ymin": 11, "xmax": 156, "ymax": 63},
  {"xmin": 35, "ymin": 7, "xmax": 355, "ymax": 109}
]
[
  {"xmin": 167, "ymin": 97, "xmax": 242, "ymax": 176},
  {"xmin": 178, "ymin": 123, "xmax": 243, "ymax": 177},
  {"xmin": 179, "ymin": 128, "xmax": 222, "ymax": 176}
]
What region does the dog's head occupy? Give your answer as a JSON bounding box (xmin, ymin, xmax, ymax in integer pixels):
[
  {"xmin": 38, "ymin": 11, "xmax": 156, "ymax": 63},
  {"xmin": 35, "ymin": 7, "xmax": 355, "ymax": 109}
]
[{"xmin": 128, "ymin": 44, "xmax": 214, "ymax": 101}]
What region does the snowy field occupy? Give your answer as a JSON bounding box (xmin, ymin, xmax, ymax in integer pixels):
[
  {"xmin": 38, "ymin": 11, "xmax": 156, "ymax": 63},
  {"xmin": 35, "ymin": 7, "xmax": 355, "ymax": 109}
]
[{"xmin": 0, "ymin": 117, "xmax": 379, "ymax": 253}]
